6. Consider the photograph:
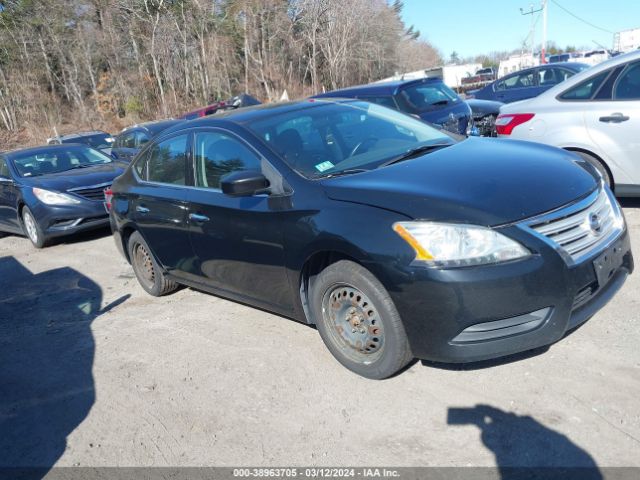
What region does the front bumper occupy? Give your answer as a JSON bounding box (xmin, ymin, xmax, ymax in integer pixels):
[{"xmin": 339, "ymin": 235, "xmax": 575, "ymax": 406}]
[
  {"xmin": 29, "ymin": 201, "xmax": 109, "ymax": 239},
  {"xmin": 387, "ymin": 228, "xmax": 633, "ymax": 363}
]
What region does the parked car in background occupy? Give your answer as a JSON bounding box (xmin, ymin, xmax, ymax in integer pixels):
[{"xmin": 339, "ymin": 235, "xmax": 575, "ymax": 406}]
[
  {"xmin": 461, "ymin": 66, "xmax": 497, "ymax": 89},
  {"xmin": 179, "ymin": 100, "xmax": 226, "ymax": 120},
  {"xmin": 108, "ymin": 98, "xmax": 632, "ymax": 379},
  {"xmin": 468, "ymin": 62, "xmax": 589, "ymax": 103},
  {"xmin": 47, "ymin": 130, "xmax": 115, "ymax": 156},
  {"xmin": 179, "ymin": 93, "xmax": 261, "ymax": 120},
  {"xmin": 548, "ymin": 53, "xmax": 571, "ymax": 63},
  {"xmin": 497, "ymin": 50, "xmax": 640, "ymax": 196},
  {"xmin": 111, "ymin": 119, "xmax": 183, "ymax": 162},
  {"xmin": 313, "ymin": 78, "xmax": 472, "ymax": 135},
  {"xmin": 0, "ymin": 144, "xmax": 126, "ymax": 248}
]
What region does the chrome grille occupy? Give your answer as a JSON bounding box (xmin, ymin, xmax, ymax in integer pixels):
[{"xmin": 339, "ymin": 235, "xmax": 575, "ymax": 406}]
[
  {"xmin": 68, "ymin": 182, "xmax": 111, "ymax": 202},
  {"xmin": 526, "ymin": 188, "xmax": 623, "ymax": 263}
]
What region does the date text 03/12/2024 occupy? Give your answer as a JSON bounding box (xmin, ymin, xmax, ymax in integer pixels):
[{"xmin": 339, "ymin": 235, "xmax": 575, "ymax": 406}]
[{"xmin": 232, "ymin": 468, "xmax": 400, "ymax": 478}]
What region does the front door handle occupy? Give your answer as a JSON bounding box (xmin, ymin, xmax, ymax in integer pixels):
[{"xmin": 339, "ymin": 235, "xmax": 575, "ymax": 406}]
[
  {"xmin": 189, "ymin": 213, "xmax": 210, "ymax": 223},
  {"xmin": 136, "ymin": 205, "xmax": 150, "ymax": 214},
  {"xmin": 599, "ymin": 113, "xmax": 629, "ymax": 123}
]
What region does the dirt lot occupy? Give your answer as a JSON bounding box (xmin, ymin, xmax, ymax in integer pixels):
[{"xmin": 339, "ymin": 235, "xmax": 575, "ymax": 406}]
[{"xmin": 1, "ymin": 200, "xmax": 640, "ymax": 470}]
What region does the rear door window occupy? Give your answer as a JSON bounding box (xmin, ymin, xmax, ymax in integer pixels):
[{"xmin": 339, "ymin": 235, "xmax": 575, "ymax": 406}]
[
  {"xmin": 560, "ymin": 70, "xmax": 611, "ymax": 101},
  {"xmin": 537, "ymin": 67, "xmax": 574, "ymax": 86},
  {"xmin": 120, "ymin": 132, "xmax": 137, "ymax": 148},
  {"xmin": 135, "ymin": 131, "xmax": 151, "ymax": 147},
  {"xmin": 614, "ymin": 62, "xmax": 640, "ymax": 100},
  {"xmin": 146, "ymin": 134, "xmax": 188, "ymax": 185},
  {"xmin": 504, "ymin": 71, "xmax": 536, "ymax": 89}
]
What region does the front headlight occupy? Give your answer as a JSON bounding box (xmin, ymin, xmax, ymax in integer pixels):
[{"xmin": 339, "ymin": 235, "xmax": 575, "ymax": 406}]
[
  {"xmin": 32, "ymin": 187, "xmax": 81, "ymax": 205},
  {"xmin": 393, "ymin": 221, "xmax": 530, "ymax": 268}
]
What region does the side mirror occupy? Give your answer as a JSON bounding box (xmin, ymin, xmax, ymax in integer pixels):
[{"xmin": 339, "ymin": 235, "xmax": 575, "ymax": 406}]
[{"xmin": 221, "ymin": 170, "xmax": 269, "ymax": 197}]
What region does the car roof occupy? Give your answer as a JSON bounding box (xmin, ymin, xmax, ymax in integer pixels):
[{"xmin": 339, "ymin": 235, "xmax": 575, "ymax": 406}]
[
  {"xmin": 157, "ymin": 98, "xmax": 362, "ymax": 136},
  {"xmin": 313, "ymin": 77, "xmax": 447, "ymax": 97},
  {"xmin": 543, "ymin": 62, "xmax": 589, "ymax": 70},
  {"xmin": 58, "ymin": 130, "xmax": 109, "ymax": 139},
  {"xmin": 120, "ymin": 119, "xmax": 183, "ymax": 135},
  {"xmin": 504, "ymin": 62, "xmax": 588, "ymax": 76}
]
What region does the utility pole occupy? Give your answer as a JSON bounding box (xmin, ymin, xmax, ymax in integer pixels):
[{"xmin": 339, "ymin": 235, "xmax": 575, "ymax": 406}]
[
  {"xmin": 541, "ymin": 0, "xmax": 548, "ymax": 63},
  {"xmin": 520, "ymin": 3, "xmax": 543, "ymax": 66}
]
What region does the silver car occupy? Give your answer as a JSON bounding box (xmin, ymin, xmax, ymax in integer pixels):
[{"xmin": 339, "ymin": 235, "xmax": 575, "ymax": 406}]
[{"xmin": 496, "ymin": 50, "xmax": 640, "ymax": 196}]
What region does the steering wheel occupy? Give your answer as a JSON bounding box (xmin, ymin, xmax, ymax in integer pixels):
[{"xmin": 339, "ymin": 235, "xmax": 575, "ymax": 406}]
[{"xmin": 349, "ymin": 137, "xmax": 378, "ymax": 158}]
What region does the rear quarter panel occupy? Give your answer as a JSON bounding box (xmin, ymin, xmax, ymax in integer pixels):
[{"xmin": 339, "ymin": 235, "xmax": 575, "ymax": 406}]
[{"xmin": 507, "ymin": 104, "xmax": 635, "ymax": 185}]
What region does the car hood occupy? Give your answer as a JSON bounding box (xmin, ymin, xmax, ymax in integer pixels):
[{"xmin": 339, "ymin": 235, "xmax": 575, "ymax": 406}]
[
  {"xmin": 467, "ymin": 99, "xmax": 504, "ymax": 118},
  {"xmin": 321, "ymin": 138, "xmax": 597, "ymax": 226},
  {"xmin": 419, "ymin": 100, "xmax": 471, "ymax": 128},
  {"xmin": 19, "ymin": 162, "xmax": 126, "ymax": 192}
]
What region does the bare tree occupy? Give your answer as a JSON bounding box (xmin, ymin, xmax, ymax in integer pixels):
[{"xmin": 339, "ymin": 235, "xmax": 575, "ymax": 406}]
[{"xmin": 0, "ymin": 0, "xmax": 440, "ymax": 146}]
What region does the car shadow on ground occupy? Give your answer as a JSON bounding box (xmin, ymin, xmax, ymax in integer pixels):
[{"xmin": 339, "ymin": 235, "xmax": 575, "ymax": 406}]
[
  {"xmin": 0, "ymin": 226, "xmax": 112, "ymax": 248},
  {"xmin": 0, "ymin": 256, "xmax": 129, "ymax": 478},
  {"xmin": 619, "ymin": 197, "xmax": 640, "ymax": 209},
  {"xmin": 447, "ymin": 404, "xmax": 602, "ymax": 478}
]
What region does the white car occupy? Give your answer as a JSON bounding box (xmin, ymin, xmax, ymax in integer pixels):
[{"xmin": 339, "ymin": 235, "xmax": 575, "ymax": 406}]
[{"xmin": 496, "ymin": 50, "xmax": 640, "ymax": 196}]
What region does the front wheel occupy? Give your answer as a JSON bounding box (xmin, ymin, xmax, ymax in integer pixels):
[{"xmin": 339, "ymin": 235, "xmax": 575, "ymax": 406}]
[
  {"xmin": 22, "ymin": 206, "xmax": 48, "ymax": 248},
  {"xmin": 311, "ymin": 260, "xmax": 413, "ymax": 379}
]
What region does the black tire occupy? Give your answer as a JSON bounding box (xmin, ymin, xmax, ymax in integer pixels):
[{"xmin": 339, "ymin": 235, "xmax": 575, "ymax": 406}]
[
  {"xmin": 21, "ymin": 206, "xmax": 48, "ymax": 248},
  {"xmin": 311, "ymin": 260, "xmax": 413, "ymax": 379},
  {"xmin": 127, "ymin": 231, "xmax": 178, "ymax": 296},
  {"xmin": 573, "ymin": 150, "xmax": 612, "ymax": 188}
]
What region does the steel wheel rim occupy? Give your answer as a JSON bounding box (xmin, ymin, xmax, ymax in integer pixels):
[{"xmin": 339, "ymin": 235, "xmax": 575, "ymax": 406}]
[
  {"xmin": 321, "ymin": 283, "xmax": 384, "ymax": 364},
  {"xmin": 133, "ymin": 243, "xmax": 155, "ymax": 288},
  {"xmin": 23, "ymin": 211, "xmax": 38, "ymax": 243}
]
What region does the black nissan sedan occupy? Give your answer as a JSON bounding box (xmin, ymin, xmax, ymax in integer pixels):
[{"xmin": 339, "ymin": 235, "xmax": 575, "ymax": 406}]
[
  {"xmin": 108, "ymin": 99, "xmax": 633, "ymax": 379},
  {"xmin": 0, "ymin": 144, "xmax": 126, "ymax": 248}
]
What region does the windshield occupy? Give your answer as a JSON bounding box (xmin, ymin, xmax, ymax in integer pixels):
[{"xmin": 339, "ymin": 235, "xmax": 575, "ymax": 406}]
[
  {"xmin": 10, "ymin": 145, "xmax": 113, "ymax": 177},
  {"xmin": 61, "ymin": 133, "xmax": 113, "ymax": 149},
  {"xmin": 247, "ymin": 100, "xmax": 455, "ymax": 178},
  {"xmin": 395, "ymin": 82, "xmax": 461, "ymax": 114}
]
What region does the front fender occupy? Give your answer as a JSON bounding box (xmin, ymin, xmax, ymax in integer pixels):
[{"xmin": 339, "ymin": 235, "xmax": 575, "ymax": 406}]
[{"xmin": 283, "ymin": 200, "xmax": 414, "ymax": 322}]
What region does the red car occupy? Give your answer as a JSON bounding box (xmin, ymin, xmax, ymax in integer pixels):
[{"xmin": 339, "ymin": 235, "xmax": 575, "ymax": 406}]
[
  {"xmin": 178, "ymin": 94, "xmax": 261, "ymax": 120},
  {"xmin": 179, "ymin": 100, "xmax": 227, "ymax": 120}
]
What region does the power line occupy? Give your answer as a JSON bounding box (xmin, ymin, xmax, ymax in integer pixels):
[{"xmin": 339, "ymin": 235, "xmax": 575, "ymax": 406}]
[
  {"xmin": 522, "ymin": 11, "xmax": 542, "ymax": 47},
  {"xmin": 550, "ymin": 0, "xmax": 614, "ymax": 34}
]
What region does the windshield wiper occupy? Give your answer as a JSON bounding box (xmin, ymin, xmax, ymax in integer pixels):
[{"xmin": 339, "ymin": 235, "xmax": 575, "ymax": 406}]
[
  {"xmin": 315, "ymin": 168, "xmax": 369, "ymax": 179},
  {"xmin": 65, "ymin": 163, "xmax": 105, "ymax": 172},
  {"xmin": 378, "ymin": 143, "xmax": 453, "ymax": 168}
]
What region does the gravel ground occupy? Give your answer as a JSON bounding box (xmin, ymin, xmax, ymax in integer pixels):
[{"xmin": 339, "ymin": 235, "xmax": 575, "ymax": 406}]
[{"xmin": 1, "ymin": 199, "xmax": 639, "ymax": 470}]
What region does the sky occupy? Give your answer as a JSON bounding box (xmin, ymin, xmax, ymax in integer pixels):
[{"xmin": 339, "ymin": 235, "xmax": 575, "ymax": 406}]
[{"xmin": 400, "ymin": 0, "xmax": 640, "ymax": 59}]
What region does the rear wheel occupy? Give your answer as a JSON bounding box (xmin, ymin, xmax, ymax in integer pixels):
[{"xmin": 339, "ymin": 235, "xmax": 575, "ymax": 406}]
[
  {"xmin": 22, "ymin": 206, "xmax": 48, "ymax": 248},
  {"xmin": 128, "ymin": 231, "xmax": 178, "ymax": 296},
  {"xmin": 573, "ymin": 150, "xmax": 612, "ymax": 188},
  {"xmin": 311, "ymin": 260, "xmax": 413, "ymax": 379}
]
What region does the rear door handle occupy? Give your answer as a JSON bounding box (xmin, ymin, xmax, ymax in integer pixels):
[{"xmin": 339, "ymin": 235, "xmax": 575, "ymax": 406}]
[
  {"xmin": 599, "ymin": 113, "xmax": 629, "ymax": 123},
  {"xmin": 189, "ymin": 213, "xmax": 210, "ymax": 223},
  {"xmin": 136, "ymin": 205, "xmax": 150, "ymax": 213}
]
